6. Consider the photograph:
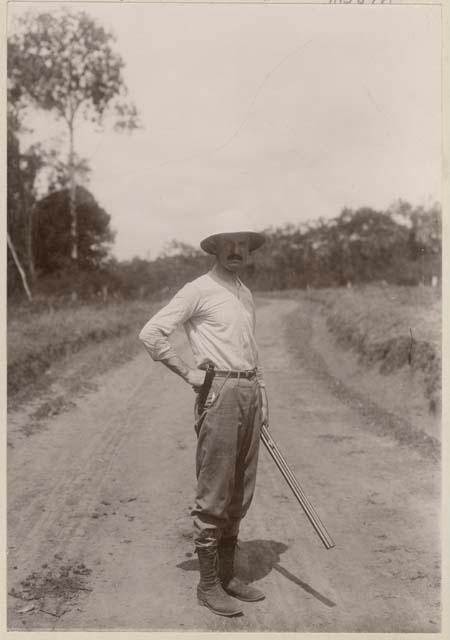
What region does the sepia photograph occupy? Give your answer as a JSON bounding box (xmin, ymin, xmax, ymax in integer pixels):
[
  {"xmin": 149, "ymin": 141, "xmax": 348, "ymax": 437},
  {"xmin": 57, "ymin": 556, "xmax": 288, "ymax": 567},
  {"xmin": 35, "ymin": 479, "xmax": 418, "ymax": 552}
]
[{"xmin": 5, "ymin": 0, "xmax": 444, "ymax": 633}]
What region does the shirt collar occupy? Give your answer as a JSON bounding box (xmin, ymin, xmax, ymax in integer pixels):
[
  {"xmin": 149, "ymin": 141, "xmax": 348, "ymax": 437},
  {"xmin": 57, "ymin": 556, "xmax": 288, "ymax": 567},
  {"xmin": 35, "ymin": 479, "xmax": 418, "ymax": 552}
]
[{"xmin": 208, "ymin": 268, "xmax": 242, "ymax": 296}]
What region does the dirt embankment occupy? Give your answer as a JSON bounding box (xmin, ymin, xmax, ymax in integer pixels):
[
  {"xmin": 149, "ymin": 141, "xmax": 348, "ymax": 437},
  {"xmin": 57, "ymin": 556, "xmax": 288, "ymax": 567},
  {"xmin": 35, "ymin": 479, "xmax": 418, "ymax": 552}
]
[
  {"xmin": 270, "ymin": 285, "xmax": 441, "ymax": 413},
  {"xmin": 281, "ymin": 286, "xmax": 441, "ymax": 459},
  {"xmin": 313, "ymin": 287, "xmax": 441, "ymax": 415}
]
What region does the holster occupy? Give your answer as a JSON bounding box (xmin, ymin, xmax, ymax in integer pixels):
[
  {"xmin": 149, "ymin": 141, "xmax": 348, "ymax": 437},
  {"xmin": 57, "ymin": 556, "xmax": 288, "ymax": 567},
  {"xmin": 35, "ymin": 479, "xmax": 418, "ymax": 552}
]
[{"xmin": 197, "ymin": 364, "xmax": 215, "ymax": 415}]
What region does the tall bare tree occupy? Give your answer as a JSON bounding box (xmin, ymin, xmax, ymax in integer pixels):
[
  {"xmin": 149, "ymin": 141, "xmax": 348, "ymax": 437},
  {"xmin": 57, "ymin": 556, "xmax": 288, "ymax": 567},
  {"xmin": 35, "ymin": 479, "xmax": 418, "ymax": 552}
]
[{"xmin": 8, "ymin": 9, "xmax": 140, "ymax": 262}]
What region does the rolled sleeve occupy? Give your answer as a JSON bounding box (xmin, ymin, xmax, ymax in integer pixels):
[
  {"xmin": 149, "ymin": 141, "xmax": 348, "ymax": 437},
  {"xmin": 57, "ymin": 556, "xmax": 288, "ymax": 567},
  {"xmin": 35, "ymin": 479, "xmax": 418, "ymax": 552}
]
[{"xmin": 139, "ymin": 283, "xmax": 201, "ymax": 361}]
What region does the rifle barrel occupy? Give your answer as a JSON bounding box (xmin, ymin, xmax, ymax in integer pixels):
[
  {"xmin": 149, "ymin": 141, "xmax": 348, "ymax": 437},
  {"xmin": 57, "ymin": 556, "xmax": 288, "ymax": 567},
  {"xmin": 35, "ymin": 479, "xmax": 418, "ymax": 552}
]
[{"xmin": 261, "ymin": 425, "xmax": 335, "ymax": 550}]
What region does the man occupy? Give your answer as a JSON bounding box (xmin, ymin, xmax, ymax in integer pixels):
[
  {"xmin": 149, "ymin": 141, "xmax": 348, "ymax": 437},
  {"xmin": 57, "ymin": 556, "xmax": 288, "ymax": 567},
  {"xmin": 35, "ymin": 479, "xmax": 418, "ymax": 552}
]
[{"xmin": 139, "ymin": 228, "xmax": 268, "ymax": 617}]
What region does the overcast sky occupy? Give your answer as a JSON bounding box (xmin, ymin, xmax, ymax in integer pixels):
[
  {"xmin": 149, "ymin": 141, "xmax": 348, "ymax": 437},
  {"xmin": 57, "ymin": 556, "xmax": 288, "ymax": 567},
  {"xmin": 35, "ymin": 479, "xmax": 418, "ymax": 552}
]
[{"xmin": 10, "ymin": 2, "xmax": 442, "ymax": 260}]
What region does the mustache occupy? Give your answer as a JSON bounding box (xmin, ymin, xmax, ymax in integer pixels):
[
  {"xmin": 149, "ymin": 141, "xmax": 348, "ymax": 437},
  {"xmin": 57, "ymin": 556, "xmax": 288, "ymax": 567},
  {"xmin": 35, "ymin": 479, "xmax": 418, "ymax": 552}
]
[{"xmin": 227, "ymin": 254, "xmax": 243, "ymax": 261}]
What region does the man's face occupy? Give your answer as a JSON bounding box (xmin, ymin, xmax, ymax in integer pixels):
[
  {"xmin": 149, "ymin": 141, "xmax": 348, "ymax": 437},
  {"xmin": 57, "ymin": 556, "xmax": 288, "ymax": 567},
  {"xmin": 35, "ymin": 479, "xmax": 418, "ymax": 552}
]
[{"xmin": 215, "ymin": 234, "xmax": 251, "ymax": 273}]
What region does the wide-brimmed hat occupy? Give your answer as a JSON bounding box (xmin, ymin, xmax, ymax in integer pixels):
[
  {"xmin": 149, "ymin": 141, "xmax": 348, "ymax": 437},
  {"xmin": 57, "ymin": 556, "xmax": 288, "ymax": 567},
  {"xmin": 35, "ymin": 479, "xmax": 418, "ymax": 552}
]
[{"xmin": 200, "ymin": 230, "xmax": 265, "ymax": 255}]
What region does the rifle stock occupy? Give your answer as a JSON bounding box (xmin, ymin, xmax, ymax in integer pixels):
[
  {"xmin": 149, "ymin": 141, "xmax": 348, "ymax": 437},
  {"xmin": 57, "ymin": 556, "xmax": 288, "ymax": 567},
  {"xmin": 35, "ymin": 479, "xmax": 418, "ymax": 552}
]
[{"xmin": 260, "ymin": 424, "xmax": 335, "ymax": 550}]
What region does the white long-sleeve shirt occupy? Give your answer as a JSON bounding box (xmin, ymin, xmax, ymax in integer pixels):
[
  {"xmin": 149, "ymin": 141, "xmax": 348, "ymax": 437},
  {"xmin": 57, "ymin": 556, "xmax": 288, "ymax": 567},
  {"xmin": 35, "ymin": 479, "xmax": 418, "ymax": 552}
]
[{"xmin": 139, "ymin": 270, "xmax": 263, "ymax": 380}]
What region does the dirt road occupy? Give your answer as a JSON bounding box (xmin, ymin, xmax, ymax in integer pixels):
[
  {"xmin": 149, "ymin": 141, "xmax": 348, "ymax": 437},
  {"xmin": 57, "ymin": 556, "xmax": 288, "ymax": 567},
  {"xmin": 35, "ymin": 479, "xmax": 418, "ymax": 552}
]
[{"xmin": 7, "ymin": 297, "xmax": 441, "ymax": 632}]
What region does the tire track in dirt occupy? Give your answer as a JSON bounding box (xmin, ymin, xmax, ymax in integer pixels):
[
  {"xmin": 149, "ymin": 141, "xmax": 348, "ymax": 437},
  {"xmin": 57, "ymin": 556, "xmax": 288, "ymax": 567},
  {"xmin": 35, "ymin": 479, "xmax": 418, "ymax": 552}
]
[
  {"xmin": 7, "ymin": 335, "xmax": 191, "ymax": 618},
  {"xmin": 9, "ymin": 379, "xmax": 145, "ymax": 577}
]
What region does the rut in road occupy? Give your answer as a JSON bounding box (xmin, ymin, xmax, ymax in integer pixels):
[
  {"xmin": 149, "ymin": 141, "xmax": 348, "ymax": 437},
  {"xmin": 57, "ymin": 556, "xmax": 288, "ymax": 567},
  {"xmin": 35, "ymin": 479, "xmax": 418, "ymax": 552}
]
[
  {"xmin": 8, "ymin": 298, "xmax": 440, "ymax": 632},
  {"xmin": 8, "ymin": 366, "xmax": 156, "ymax": 580}
]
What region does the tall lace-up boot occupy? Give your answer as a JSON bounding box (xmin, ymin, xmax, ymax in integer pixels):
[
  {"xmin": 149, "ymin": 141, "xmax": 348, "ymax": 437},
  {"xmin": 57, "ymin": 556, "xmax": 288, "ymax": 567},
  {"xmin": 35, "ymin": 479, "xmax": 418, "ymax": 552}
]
[
  {"xmin": 218, "ymin": 538, "xmax": 265, "ymax": 602},
  {"xmin": 196, "ymin": 545, "xmax": 243, "ymax": 616}
]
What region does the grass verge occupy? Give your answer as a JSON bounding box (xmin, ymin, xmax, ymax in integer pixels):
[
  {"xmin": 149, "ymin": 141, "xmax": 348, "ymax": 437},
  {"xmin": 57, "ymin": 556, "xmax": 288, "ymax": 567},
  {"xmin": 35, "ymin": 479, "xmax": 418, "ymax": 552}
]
[
  {"xmin": 270, "ymin": 284, "xmax": 441, "ymax": 414},
  {"xmin": 7, "ymin": 299, "xmax": 161, "ymax": 402}
]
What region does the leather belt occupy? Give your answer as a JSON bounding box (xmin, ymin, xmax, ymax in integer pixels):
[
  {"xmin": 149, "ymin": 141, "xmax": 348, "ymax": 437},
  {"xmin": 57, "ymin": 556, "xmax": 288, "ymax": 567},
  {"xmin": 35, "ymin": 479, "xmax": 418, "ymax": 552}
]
[{"xmin": 213, "ymin": 369, "xmax": 257, "ymax": 380}]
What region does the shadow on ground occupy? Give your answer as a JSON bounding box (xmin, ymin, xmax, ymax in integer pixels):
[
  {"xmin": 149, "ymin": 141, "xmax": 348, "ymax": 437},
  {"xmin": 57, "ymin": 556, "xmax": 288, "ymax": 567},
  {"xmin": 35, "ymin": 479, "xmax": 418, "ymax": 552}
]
[{"xmin": 176, "ymin": 538, "xmax": 335, "ymax": 608}]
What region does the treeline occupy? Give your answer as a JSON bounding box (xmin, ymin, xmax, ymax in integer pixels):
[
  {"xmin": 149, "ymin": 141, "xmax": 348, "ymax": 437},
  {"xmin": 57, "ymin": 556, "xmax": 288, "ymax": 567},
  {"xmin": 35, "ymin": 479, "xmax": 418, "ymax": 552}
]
[
  {"xmin": 7, "ymin": 193, "xmax": 441, "ymax": 303},
  {"xmin": 249, "ymin": 202, "xmax": 441, "ymax": 290},
  {"xmin": 115, "ymin": 202, "xmax": 440, "ymax": 297}
]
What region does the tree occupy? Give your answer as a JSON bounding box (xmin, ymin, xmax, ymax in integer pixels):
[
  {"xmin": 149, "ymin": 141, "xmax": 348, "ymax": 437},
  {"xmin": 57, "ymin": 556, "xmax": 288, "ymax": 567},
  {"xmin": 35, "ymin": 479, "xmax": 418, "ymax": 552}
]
[
  {"xmin": 33, "ymin": 186, "xmax": 115, "ymax": 274},
  {"xmin": 8, "ymin": 9, "xmax": 140, "ymax": 262},
  {"xmin": 7, "ymin": 232, "xmax": 33, "ymax": 301},
  {"xmin": 388, "ymin": 200, "xmax": 442, "ymax": 284},
  {"xmin": 330, "ymin": 207, "xmax": 410, "ymax": 283},
  {"xmin": 7, "ymin": 104, "xmax": 44, "ymax": 296}
]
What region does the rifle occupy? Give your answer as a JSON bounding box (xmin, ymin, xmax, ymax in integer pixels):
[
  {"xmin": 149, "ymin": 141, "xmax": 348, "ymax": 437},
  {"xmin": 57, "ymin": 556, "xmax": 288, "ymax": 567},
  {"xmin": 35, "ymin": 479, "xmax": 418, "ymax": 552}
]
[{"xmin": 260, "ymin": 424, "xmax": 335, "ymax": 550}]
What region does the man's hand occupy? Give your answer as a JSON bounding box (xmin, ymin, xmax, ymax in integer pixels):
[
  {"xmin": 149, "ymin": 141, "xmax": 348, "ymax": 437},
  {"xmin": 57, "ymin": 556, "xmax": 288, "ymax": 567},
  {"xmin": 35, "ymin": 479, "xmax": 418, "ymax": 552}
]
[
  {"xmin": 186, "ymin": 368, "xmax": 206, "ymax": 392},
  {"xmin": 158, "ymin": 354, "xmax": 206, "ymax": 390},
  {"xmin": 260, "ymin": 386, "xmax": 269, "ymax": 427}
]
